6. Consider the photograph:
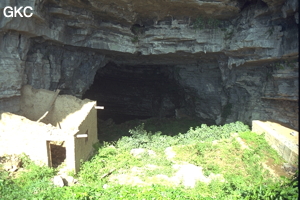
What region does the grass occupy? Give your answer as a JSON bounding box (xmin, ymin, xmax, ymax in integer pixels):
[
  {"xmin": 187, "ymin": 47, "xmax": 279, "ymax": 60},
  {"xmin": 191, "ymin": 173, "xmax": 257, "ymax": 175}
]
[{"xmin": 0, "ymin": 119, "xmax": 298, "ymax": 199}]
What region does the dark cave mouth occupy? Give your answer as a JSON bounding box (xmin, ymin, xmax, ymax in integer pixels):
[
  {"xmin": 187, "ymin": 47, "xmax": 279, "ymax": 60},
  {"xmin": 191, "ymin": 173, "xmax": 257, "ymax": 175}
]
[{"xmin": 83, "ymin": 62, "xmax": 186, "ymax": 124}]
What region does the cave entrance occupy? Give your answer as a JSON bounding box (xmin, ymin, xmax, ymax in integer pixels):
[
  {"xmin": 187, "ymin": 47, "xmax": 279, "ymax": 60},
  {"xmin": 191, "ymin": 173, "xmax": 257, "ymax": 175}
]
[{"xmin": 83, "ymin": 62, "xmax": 184, "ymax": 124}]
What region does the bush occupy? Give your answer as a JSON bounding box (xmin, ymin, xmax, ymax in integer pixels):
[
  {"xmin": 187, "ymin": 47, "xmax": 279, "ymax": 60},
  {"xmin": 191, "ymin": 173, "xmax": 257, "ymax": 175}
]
[
  {"xmin": 193, "ymin": 16, "xmax": 220, "ymax": 30},
  {"xmin": 1, "ymin": 121, "xmax": 297, "ymax": 200},
  {"xmin": 0, "ymin": 155, "xmax": 58, "ymax": 199},
  {"xmin": 177, "ymin": 121, "xmax": 249, "ymax": 144}
]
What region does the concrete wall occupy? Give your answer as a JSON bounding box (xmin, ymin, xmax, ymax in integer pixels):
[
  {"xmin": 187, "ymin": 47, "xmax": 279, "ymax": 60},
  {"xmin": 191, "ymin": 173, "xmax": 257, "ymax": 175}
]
[
  {"xmin": 74, "ymin": 107, "xmax": 98, "ymax": 172},
  {"xmin": 1, "ymin": 85, "xmax": 98, "ymax": 173},
  {"xmin": 252, "ymin": 120, "xmax": 298, "ymax": 165},
  {"xmin": 0, "ymin": 112, "xmax": 68, "ymax": 166},
  {"xmin": 20, "ymin": 85, "xmax": 57, "ymax": 122},
  {"xmin": 44, "ymin": 95, "xmax": 97, "ymax": 132},
  {"xmin": 20, "ymin": 85, "xmax": 97, "ymax": 130}
]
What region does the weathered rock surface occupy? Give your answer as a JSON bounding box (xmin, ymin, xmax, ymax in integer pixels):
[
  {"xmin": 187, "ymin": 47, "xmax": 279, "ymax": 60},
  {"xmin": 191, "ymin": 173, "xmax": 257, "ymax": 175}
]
[{"xmin": 0, "ymin": 0, "xmax": 298, "ymax": 129}]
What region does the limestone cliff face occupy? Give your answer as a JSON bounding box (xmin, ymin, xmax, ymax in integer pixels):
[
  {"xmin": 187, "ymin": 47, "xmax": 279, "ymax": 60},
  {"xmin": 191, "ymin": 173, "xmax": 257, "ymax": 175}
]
[{"xmin": 0, "ymin": 0, "xmax": 298, "ymax": 129}]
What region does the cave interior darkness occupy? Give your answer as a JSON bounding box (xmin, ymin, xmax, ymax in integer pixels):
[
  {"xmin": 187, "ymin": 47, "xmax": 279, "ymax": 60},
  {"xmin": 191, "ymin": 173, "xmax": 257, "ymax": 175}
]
[{"xmin": 83, "ymin": 62, "xmax": 186, "ymax": 124}]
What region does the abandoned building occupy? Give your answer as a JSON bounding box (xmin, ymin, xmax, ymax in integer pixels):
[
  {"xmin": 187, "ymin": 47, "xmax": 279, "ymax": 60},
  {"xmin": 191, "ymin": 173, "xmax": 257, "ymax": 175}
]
[{"xmin": 0, "ymin": 85, "xmax": 98, "ymax": 173}]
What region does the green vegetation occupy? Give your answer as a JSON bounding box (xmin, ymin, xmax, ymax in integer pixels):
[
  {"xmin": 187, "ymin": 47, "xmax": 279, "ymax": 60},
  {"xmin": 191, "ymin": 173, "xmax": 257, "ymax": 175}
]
[
  {"xmin": 274, "ymin": 62, "xmax": 285, "ymax": 70},
  {"xmin": 131, "ymin": 25, "xmax": 144, "ymax": 35},
  {"xmin": 265, "ymin": 59, "xmax": 298, "ymax": 81},
  {"xmin": 131, "ymin": 36, "xmax": 139, "ymax": 44},
  {"xmin": 192, "ymin": 16, "xmax": 220, "ymax": 30},
  {"xmin": 1, "ymin": 120, "xmax": 298, "ymax": 199},
  {"xmin": 224, "ymin": 30, "xmax": 234, "ymax": 40},
  {"xmin": 273, "ymin": 60, "xmax": 298, "ymax": 70},
  {"xmin": 266, "ymin": 26, "xmax": 275, "ymax": 37},
  {"xmin": 98, "ymin": 117, "xmax": 202, "ymax": 141}
]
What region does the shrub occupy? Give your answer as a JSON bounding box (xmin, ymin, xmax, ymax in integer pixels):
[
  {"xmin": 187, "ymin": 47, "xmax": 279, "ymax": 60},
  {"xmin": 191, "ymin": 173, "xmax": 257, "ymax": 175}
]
[{"xmin": 193, "ymin": 16, "xmax": 220, "ymax": 30}]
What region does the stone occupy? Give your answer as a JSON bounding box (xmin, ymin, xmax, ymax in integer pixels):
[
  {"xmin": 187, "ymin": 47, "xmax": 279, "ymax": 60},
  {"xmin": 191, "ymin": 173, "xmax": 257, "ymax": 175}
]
[
  {"xmin": 172, "ymin": 163, "xmax": 224, "ymax": 188},
  {"xmin": 52, "ymin": 175, "xmax": 65, "ymax": 187},
  {"xmin": 282, "ymin": 163, "xmax": 297, "ymax": 174},
  {"xmin": 103, "ymin": 184, "xmax": 109, "ymax": 189},
  {"xmin": 165, "ymin": 147, "xmax": 176, "ymax": 160},
  {"xmin": 62, "ymin": 175, "xmax": 78, "ymax": 186},
  {"xmin": 173, "ymin": 164, "xmax": 209, "ymax": 188},
  {"xmin": 130, "ymin": 148, "xmax": 156, "ymax": 158},
  {"xmin": 1, "ymin": 154, "xmax": 22, "ymax": 172}
]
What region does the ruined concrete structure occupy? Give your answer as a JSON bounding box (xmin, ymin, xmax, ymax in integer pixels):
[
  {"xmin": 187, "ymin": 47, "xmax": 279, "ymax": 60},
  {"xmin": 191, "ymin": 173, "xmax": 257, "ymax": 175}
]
[
  {"xmin": 252, "ymin": 120, "xmax": 298, "ymax": 165},
  {"xmin": 0, "ymin": 85, "xmax": 98, "ymax": 173}
]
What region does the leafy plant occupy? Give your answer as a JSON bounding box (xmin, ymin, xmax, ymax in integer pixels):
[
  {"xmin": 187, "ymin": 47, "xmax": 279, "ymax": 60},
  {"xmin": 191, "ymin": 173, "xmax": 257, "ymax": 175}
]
[
  {"xmin": 207, "ymin": 18, "xmax": 220, "ymax": 29},
  {"xmin": 193, "ymin": 16, "xmax": 205, "ymax": 30},
  {"xmin": 266, "ymin": 26, "xmax": 275, "ymax": 37},
  {"xmin": 224, "ymin": 30, "xmax": 234, "ymax": 40},
  {"xmin": 193, "ymin": 16, "xmax": 220, "ymax": 30},
  {"xmin": 239, "ymin": 131, "xmax": 282, "ymax": 164},
  {"xmin": 0, "ymin": 121, "xmax": 297, "ymax": 199},
  {"xmin": 285, "ymin": 60, "xmax": 297, "ymax": 69},
  {"xmin": 272, "ymin": 60, "xmax": 297, "ymax": 70},
  {"xmin": 274, "ymin": 62, "xmax": 285, "ymax": 70},
  {"xmin": 131, "ymin": 36, "xmax": 139, "ymax": 43}
]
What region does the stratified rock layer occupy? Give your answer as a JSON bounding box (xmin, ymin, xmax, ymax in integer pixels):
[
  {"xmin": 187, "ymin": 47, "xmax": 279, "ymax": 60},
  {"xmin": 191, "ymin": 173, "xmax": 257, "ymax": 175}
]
[{"xmin": 0, "ymin": 0, "xmax": 298, "ymax": 129}]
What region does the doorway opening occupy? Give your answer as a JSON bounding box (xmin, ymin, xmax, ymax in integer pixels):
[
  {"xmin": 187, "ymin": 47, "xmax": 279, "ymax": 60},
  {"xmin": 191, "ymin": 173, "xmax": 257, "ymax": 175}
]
[{"xmin": 47, "ymin": 141, "xmax": 66, "ymax": 168}]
